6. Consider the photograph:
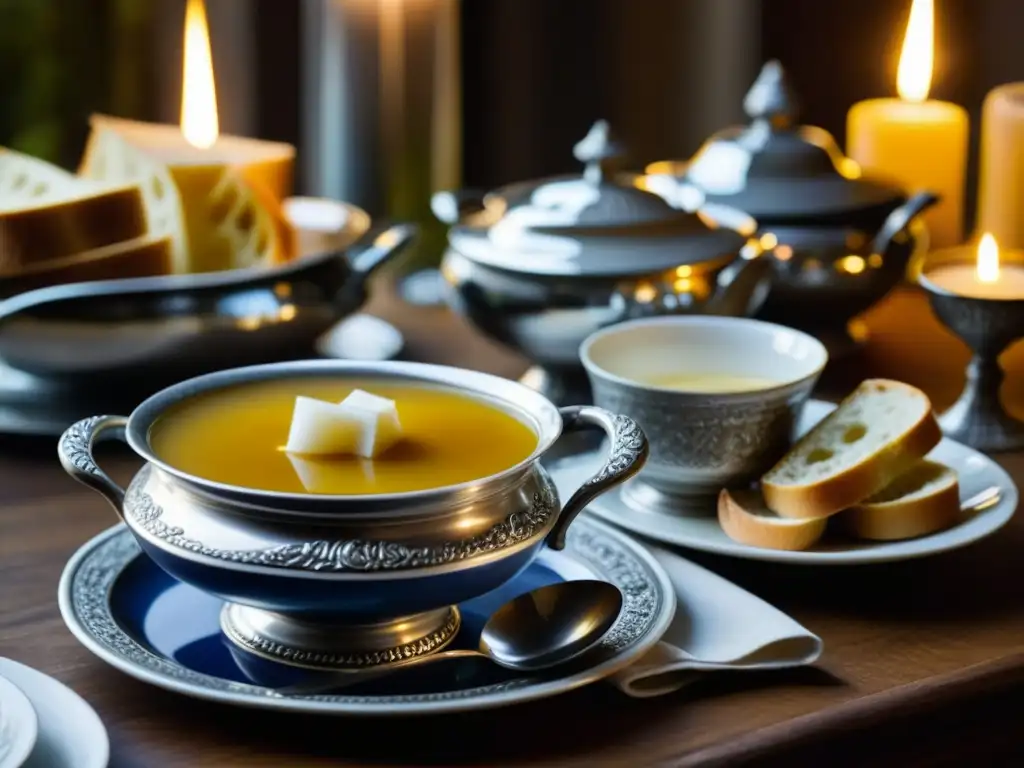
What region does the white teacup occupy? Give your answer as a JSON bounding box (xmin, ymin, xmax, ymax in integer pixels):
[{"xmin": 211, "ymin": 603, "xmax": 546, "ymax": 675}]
[{"xmin": 580, "ymin": 316, "xmax": 828, "ymax": 509}]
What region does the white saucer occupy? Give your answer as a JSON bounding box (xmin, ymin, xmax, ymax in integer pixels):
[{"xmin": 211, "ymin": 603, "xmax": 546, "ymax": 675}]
[
  {"xmin": 0, "ymin": 659, "xmax": 108, "ymax": 768},
  {"xmin": 548, "ymin": 400, "xmax": 1019, "ymax": 565},
  {"xmin": 0, "ymin": 672, "xmax": 37, "ymax": 768}
]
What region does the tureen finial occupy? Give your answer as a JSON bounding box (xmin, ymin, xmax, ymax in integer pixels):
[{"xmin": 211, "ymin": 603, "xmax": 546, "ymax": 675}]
[
  {"xmin": 743, "ymin": 60, "xmax": 798, "ymax": 128},
  {"xmin": 573, "ymin": 120, "xmax": 623, "ymax": 184}
]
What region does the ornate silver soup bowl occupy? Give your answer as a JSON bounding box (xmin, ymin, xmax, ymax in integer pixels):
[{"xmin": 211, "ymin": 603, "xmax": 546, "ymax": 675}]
[
  {"xmin": 580, "ymin": 316, "xmax": 827, "ymax": 515},
  {"xmin": 57, "ymin": 360, "xmax": 647, "ymax": 673}
]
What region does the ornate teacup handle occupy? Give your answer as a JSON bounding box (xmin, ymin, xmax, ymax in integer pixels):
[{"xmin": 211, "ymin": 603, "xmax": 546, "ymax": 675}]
[
  {"xmin": 58, "ymin": 415, "xmax": 130, "ymax": 519},
  {"xmin": 546, "ymin": 407, "xmax": 648, "ymax": 551}
]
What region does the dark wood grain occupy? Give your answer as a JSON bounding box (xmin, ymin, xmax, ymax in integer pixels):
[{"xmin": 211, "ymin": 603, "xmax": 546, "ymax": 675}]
[{"xmin": 1, "ymin": 283, "xmax": 1023, "ymax": 767}]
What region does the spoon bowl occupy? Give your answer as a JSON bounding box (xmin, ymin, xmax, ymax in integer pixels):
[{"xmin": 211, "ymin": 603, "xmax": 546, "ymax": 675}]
[{"xmin": 277, "ymin": 579, "xmax": 623, "ymax": 696}]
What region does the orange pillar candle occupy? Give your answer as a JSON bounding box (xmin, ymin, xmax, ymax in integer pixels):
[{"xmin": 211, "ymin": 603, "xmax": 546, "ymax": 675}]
[
  {"xmin": 976, "ymin": 84, "xmax": 1024, "ymax": 250},
  {"xmin": 846, "ymin": 0, "xmax": 968, "ymax": 248}
]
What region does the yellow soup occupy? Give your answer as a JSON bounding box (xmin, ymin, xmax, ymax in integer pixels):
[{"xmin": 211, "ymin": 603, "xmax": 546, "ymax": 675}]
[
  {"xmin": 148, "ymin": 378, "xmax": 539, "ymax": 494},
  {"xmin": 640, "ymin": 372, "xmax": 783, "ymax": 393}
]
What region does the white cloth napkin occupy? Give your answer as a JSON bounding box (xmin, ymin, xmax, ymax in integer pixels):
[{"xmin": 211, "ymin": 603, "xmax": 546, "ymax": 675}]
[{"xmin": 608, "ymin": 541, "xmax": 822, "ymax": 698}]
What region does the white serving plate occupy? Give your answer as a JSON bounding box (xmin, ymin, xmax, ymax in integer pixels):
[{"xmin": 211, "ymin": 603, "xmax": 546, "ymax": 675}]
[
  {"xmin": 0, "ymin": 671, "xmax": 37, "ymax": 768},
  {"xmin": 0, "ymin": 659, "xmax": 108, "ymax": 768},
  {"xmin": 549, "ymin": 400, "xmax": 1018, "ymax": 565}
]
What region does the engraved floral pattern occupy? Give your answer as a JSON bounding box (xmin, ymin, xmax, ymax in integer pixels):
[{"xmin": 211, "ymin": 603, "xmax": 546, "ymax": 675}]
[
  {"xmin": 590, "ymin": 380, "xmax": 810, "ymax": 472},
  {"xmin": 125, "ymin": 465, "xmax": 559, "ymax": 573},
  {"xmin": 584, "ymin": 414, "xmax": 647, "ymax": 488},
  {"xmin": 64, "ymin": 518, "xmax": 668, "ymax": 710},
  {"xmin": 58, "ymin": 415, "xmax": 112, "ymax": 477},
  {"xmin": 223, "ymin": 608, "xmax": 461, "ymax": 670}
]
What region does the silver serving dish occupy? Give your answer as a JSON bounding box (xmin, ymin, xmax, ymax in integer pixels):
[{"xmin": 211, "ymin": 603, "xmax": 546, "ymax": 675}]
[
  {"xmin": 58, "ymin": 359, "xmax": 647, "ymax": 672},
  {"xmin": 0, "ymin": 207, "xmax": 412, "ymax": 385},
  {"xmin": 645, "ymin": 61, "xmax": 938, "ymax": 356},
  {"xmin": 434, "ymin": 121, "xmax": 774, "ymax": 405}
]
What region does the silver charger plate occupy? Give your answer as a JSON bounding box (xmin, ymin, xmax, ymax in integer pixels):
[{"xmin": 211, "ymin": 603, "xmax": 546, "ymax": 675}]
[
  {"xmin": 58, "ymin": 516, "xmax": 675, "ymax": 716},
  {"xmin": 550, "ymin": 400, "xmax": 1019, "ymax": 565}
]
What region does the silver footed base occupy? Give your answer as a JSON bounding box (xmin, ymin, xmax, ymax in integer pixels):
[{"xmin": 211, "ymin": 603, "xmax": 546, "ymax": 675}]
[
  {"xmin": 220, "ymin": 603, "xmax": 461, "ymax": 672},
  {"xmin": 619, "ymin": 477, "xmax": 718, "ymax": 518},
  {"xmin": 938, "ymin": 357, "xmax": 1024, "ymax": 453}
]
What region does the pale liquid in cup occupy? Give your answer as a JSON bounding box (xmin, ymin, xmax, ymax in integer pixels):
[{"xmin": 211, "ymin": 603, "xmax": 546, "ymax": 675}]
[{"xmin": 639, "ymin": 372, "xmax": 782, "ymax": 393}]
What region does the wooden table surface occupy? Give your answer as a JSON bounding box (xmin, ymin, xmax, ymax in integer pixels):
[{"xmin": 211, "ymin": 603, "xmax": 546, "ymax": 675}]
[{"xmin": 2, "ymin": 285, "xmax": 1024, "ymax": 767}]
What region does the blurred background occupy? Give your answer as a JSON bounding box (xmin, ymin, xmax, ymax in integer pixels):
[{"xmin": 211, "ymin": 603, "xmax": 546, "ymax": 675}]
[{"xmin": 1, "ymin": 0, "xmax": 1022, "ymax": 268}]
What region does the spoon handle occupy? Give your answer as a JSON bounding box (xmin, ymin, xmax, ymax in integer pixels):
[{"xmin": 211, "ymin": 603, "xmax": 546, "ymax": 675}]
[{"xmin": 275, "ymin": 649, "xmax": 485, "ymax": 696}]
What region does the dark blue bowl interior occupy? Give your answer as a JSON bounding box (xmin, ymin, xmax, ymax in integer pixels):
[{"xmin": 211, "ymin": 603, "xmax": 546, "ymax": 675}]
[{"xmin": 111, "ymin": 553, "xmax": 572, "ymax": 695}]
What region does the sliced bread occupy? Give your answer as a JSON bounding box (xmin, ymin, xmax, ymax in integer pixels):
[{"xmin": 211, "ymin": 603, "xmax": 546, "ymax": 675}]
[
  {"xmin": 79, "ymin": 114, "xmax": 294, "ymax": 273},
  {"xmin": 0, "ymin": 147, "xmax": 148, "ymax": 273},
  {"xmin": 718, "ymin": 489, "xmax": 829, "ymax": 551},
  {"xmin": 762, "ymin": 379, "xmax": 942, "ymax": 520},
  {"xmin": 0, "ymin": 235, "xmax": 173, "ymax": 296},
  {"xmin": 837, "ymin": 460, "xmax": 961, "ymax": 541}
]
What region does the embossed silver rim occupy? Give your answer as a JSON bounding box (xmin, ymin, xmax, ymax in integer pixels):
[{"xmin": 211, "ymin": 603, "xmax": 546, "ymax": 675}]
[
  {"xmin": 123, "ymin": 465, "xmax": 562, "ymax": 579},
  {"xmin": 58, "ymin": 517, "xmax": 675, "ymax": 716}
]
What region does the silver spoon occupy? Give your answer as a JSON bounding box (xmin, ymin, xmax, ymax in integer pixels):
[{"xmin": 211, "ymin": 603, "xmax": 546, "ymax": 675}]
[{"xmin": 276, "ymin": 579, "xmax": 623, "ymax": 696}]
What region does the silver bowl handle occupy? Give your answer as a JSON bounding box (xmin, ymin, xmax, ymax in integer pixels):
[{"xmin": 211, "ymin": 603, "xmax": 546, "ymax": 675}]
[
  {"xmin": 546, "ymin": 407, "xmax": 648, "ymax": 551},
  {"xmin": 58, "ymin": 415, "xmax": 130, "ymax": 520}
]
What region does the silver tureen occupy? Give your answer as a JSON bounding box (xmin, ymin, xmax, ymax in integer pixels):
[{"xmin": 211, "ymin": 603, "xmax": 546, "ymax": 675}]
[{"xmin": 434, "ymin": 121, "xmax": 774, "ymax": 405}]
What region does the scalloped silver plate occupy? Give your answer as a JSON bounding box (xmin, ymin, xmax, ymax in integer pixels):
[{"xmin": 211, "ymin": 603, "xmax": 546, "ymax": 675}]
[{"xmin": 57, "ymin": 516, "xmax": 675, "ymax": 716}]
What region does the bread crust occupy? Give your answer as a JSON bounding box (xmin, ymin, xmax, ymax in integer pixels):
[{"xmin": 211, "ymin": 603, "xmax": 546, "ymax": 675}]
[
  {"xmin": 839, "ymin": 463, "xmax": 961, "ymax": 541},
  {"xmin": 0, "ymin": 235, "xmax": 173, "ymax": 294},
  {"xmin": 762, "ymin": 380, "xmax": 942, "ymax": 520},
  {"xmin": 0, "ymin": 185, "xmax": 148, "ymax": 273},
  {"xmin": 717, "ymin": 489, "xmax": 829, "ymax": 551}
]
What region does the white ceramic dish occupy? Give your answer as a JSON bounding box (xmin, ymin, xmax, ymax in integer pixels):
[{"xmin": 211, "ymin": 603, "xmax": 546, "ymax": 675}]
[
  {"xmin": 0, "ymin": 672, "xmax": 37, "ymax": 768},
  {"xmin": 0, "ymin": 659, "xmax": 108, "ymax": 768},
  {"xmin": 548, "ymin": 400, "xmax": 1018, "ymax": 565}
]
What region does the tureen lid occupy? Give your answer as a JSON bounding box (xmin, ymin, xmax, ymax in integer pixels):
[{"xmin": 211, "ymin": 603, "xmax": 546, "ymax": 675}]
[
  {"xmin": 449, "ymin": 121, "xmax": 751, "ymax": 277},
  {"xmin": 672, "ymin": 61, "xmax": 906, "ymax": 220}
]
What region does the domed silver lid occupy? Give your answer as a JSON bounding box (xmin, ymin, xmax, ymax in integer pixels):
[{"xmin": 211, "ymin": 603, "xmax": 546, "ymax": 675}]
[
  {"xmin": 672, "ymin": 61, "xmax": 906, "ymax": 220},
  {"xmin": 449, "ymin": 121, "xmax": 751, "ymax": 277}
]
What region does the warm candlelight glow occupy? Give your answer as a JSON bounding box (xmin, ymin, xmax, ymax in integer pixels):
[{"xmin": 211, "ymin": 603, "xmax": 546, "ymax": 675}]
[
  {"xmin": 977, "ymin": 233, "xmax": 1001, "ymax": 284},
  {"xmin": 896, "ymin": 0, "xmax": 934, "ymax": 103},
  {"xmin": 181, "ymin": 0, "xmax": 219, "ymax": 149}
]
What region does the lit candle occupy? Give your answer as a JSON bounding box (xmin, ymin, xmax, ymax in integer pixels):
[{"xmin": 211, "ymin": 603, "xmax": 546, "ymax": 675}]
[
  {"xmin": 78, "ymin": 0, "xmax": 295, "ymax": 273},
  {"xmin": 926, "ymin": 233, "xmax": 1024, "ymax": 299},
  {"xmin": 846, "ymin": 0, "xmax": 968, "ymax": 248},
  {"xmin": 976, "ymin": 83, "xmax": 1024, "ymax": 250}
]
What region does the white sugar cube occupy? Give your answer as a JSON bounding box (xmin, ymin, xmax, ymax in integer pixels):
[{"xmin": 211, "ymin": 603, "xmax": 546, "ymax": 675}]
[
  {"xmin": 337, "ymin": 389, "xmax": 403, "ymax": 458},
  {"xmin": 283, "ymin": 396, "xmax": 360, "ymax": 455}
]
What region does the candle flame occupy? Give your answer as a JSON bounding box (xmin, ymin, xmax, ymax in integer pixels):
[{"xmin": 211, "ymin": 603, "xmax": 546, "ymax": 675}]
[
  {"xmin": 977, "ymin": 233, "xmax": 1000, "ymax": 284},
  {"xmin": 896, "ymin": 0, "xmax": 934, "ymax": 103},
  {"xmin": 180, "ymin": 0, "xmax": 219, "ymax": 149}
]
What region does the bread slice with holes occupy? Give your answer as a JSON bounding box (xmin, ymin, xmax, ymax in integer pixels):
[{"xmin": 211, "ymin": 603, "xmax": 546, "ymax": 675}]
[
  {"xmin": 0, "ymin": 147, "xmax": 148, "ymax": 274},
  {"xmin": 718, "ymin": 489, "xmax": 829, "ymax": 551},
  {"xmin": 836, "ymin": 459, "xmax": 961, "ymax": 541},
  {"xmin": 762, "ymin": 379, "xmax": 942, "ymax": 520},
  {"xmin": 79, "ymin": 114, "xmax": 294, "ymax": 274}
]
